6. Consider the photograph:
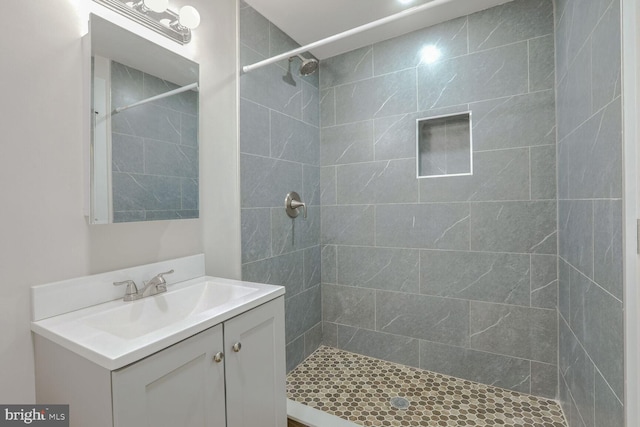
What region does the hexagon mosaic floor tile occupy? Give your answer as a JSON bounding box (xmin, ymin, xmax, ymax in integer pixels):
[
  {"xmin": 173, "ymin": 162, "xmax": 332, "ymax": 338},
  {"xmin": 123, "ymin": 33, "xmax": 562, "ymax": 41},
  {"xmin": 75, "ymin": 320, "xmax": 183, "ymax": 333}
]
[{"xmin": 286, "ymin": 346, "xmax": 567, "ymax": 427}]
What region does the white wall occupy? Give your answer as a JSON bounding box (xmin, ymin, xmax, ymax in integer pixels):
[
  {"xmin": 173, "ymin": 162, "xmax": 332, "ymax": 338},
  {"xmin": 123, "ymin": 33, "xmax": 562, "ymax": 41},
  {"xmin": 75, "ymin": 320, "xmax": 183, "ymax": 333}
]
[{"xmin": 0, "ymin": 0, "xmax": 239, "ymax": 402}]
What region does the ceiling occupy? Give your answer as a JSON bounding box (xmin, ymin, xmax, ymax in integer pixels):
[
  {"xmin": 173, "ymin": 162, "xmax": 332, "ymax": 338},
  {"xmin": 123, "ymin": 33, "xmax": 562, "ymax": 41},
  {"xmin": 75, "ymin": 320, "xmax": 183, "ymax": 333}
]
[{"xmin": 244, "ymin": 0, "xmax": 513, "ymax": 59}]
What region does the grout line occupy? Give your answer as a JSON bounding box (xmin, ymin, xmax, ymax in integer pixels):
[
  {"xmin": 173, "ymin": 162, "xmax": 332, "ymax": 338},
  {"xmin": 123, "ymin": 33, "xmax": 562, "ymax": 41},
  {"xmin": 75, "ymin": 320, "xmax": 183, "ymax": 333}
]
[
  {"xmin": 529, "ymin": 147, "xmax": 533, "ymax": 200},
  {"xmin": 592, "ymin": 202, "xmax": 595, "ymax": 280},
  {"xmin": 527, "ymin": 39, "xmax": 531, "ymax": 93}
]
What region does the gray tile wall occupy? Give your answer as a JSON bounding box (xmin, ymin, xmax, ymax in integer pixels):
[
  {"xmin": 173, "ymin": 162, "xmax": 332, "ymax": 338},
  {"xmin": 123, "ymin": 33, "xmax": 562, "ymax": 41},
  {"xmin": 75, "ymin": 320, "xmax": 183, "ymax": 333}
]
[
  {"xmin": 110, "ymin": 61, "xmax": 199, "ymax": 222},
  {"xmin": 320, "ymin": 0, "xmax": 558, "ymax": 398},
  {"xmin": 238, "ymin": 2, "xmax": 322, "ymax": 372},
  {"xmin": 555, "ymin": 0, "xmax": 624, "ymax": 423}
]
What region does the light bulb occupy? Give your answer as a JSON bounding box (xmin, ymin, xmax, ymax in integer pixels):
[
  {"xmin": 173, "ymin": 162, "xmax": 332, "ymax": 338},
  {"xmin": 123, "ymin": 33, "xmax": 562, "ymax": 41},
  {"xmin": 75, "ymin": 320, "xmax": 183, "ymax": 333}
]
[
  {"xmin": 179, "ymin": 6, "xmax": 201, "ymax": 29},
  {"xmin": 143, "ymin": 0, "xmax": 168, "ymax": 12},
  {"xmin": 420, "ymin": 45, "xmax": 442, "ymax": 64}
]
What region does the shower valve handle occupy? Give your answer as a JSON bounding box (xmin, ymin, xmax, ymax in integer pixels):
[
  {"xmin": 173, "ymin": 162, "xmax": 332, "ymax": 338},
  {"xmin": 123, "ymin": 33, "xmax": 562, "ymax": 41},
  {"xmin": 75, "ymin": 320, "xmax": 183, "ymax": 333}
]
[{"xmin": 285, "ymin": 192, "xmax": 307, "ymax": 219}]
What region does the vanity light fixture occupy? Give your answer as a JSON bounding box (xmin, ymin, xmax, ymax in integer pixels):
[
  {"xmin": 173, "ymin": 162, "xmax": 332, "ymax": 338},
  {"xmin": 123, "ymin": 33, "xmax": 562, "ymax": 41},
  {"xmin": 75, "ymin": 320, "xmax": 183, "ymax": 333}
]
[{"xmin": 92, "ymin": 0, "xmax": 201, "ymax": 44}]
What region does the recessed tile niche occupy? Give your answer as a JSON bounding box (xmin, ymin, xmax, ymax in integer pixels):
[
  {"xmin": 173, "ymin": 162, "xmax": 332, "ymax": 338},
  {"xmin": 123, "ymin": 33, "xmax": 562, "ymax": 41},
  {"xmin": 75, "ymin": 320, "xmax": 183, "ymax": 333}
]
[{"xmin": 417, "ymin": 112, "xmax": 472, "ymax": 178}]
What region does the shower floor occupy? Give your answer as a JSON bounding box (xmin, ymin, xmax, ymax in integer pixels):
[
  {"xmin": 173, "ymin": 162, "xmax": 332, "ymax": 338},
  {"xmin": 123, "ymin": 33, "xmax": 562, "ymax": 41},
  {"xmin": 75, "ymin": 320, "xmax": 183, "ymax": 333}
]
[{"xmin": 286, "ymin": 346, "xmax": 567, "ymax": 427}]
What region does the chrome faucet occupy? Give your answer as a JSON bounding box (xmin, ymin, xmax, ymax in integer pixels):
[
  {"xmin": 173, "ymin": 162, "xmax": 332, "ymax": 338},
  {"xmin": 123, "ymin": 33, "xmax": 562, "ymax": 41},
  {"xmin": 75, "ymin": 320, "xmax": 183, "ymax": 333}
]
[
  {"xmin": 113, "ymin": 269, "xmax": 174, "ymax": 301},
  {"xmin": 140, "ymin": 270, "xmax": 174, "ymax": 297}
]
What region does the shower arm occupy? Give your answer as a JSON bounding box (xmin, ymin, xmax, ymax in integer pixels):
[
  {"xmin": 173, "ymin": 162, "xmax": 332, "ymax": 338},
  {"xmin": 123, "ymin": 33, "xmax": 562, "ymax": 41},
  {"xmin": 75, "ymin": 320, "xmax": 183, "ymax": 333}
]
[{"xmin": 241, "ymin": 0, "xmax": 451, "ymax": 74}]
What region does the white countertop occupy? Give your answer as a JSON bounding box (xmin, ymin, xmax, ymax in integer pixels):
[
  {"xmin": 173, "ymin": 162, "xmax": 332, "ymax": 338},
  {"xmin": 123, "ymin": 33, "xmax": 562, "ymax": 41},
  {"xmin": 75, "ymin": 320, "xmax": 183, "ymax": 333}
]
[{"xmin": 31, "ymin": 276, "xmax": 284, "ymax": 370}]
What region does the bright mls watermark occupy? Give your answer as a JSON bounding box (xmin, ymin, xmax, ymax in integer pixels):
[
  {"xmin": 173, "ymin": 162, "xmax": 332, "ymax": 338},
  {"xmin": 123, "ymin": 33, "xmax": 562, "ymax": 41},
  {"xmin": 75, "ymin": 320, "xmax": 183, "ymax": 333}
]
[{"xmin": 0, "ymin": 406, "xmax": 68, "ymax": 426}]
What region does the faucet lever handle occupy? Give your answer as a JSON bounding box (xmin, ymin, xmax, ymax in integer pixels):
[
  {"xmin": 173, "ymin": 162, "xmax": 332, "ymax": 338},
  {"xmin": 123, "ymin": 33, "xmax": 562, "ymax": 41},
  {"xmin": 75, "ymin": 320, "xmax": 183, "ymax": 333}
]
[
  {"xmin": 113, "ymin": 280, "xmax": 139, "ymax": 301},
  {"xmin": 156, "ymin": 269, "xmax": 174, "ymax": 282}
]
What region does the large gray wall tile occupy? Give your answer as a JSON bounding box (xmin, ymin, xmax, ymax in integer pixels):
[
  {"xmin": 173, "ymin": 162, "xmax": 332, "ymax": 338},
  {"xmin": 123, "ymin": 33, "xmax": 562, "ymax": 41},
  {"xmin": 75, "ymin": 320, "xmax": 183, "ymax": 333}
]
[
  {"xmin": 303, "ymin": 165, "xmax": 321, "ymax": 206},
  {"xmin": 420, "ymin": 341, "xmax": 531, "ymax": 393},
  {"xmin": 242, "ymin": 250, "xmax": 304, "ymax": 297},
  {"xmin": 304, "ymin": 322, "xmax": 323, "ymax": 358},
  {"xmin": 471, "ymin": 90, "xmax": 555, "ymax": 151},
  {"xmin": 529, "ymin": 34, "xmax": 555, "ymax": 92},
  {"xmin": 376, "ymin": 291, "xmax": 468, "ymax": 346},
  {"xmin": 556, "ymin": 45, "xmax": 591, "ymax": 140},
  {"xmin": 373, "ymin": 16, "xmax": 468, "ymax": 75},
  {"xmin": 239, "ymin": 98, "xmax": 270, "ymax": 156},
  {"xmin": 559, "ymin": 317, "xmax": 595, "ymax": 427},
  {"xmin": 286, "ymin": 335, "xmax": 305, "ymax": 373},
  {"xmin": 376, "ymin": 203, "xmax": 470, "ymax": 249},
  {"xmin": 531, "ymin": 361, "xmax": 558, "ymax": 399},
  {"xmin": 593, "ymin": 200, "xmax": 623, "ymax": 300},
  {"xmin": 303, "ymin": 246, "xmax": 321, "ymax": 289},
  {"xmin": 112, "ymin": 103, "xmax": 181, "ymax": 144},
  {"xmin": 320, "ymin": 166, "xmax": 337, "ymax": 205},
  {"xmin": 469, "ymin": 302, "xmax": 556, "ymax": 363},
  {"xmin": 112, "ymin": 174, "xmax": 181, "ymax": 211},
  {"xmin": 337, "ymin": 159, "xmax": 419, "ymax": 204},
  {"xmin": 418, "ymin": 42, "xmax": 528, "ymax": 110},
  {"xmin": 594, "ymin": 371, "xmax": 624, "ymax": 427},
  {"xmin": 271, "ymin": 206, "xmax": 320, "ymax": 255},
  {"xmin": 321, "ymin": 245, "xmax": 337, "ymax": 284},
  {"xmin": 591, "ymin": 1, "xmax": 621, "ymax": 113},
  {"xmin": 563, "ymin": 99, "xmax": 622, "ymax": 200},
  {"xmin": 468, "ymin": 0, "xmax": 553, "ymax": 52},
  {"xmin": 303, "ymin": 83, "xmax": 320, "ymax": 126},
  {"xmin": 420, "ymin": 250, "xmax": 530, "ymax": 306},
  {"xmin": 112, "ymin": 133, "xmax": 143, "ymax": 173},
  {"xmin": 470, "ymin": 201, "xmax": 557, "ymax": 254},
  {"xmin": 285, "ymin": 285, "xmax": 322, "ymax": 343},
  {"xmin": 337, "ymin": 246, "xmax": 419, "ymax": 293},
  {"xmin": 320, "ymin": 89, "xmax": 335, "ymax": 127},
  {"xmin": 241, "ymin": 154, "xmax": 302, "ymax": 208},
  {"xmin": 337, "ymin": 326, "xmax": 420, "ymax": 368},
  {"xmin": 271, "ymin": 110, "xmax": 320, "ymax": 165},
  {"xmin": 239, "ymin": 6, "xmax": 269, "ymax": 56},
  {"xmin": 143, "ymin": 139, "xmax": 197, "ymax": 178},
  {"xmin": 319, "ymin": 46, "xmax": 373, "ymax": 88},
  {"xmin": 569, "ymin": 269, "xmax": 624, "ymax": 400},
  {"xmin": 336, "ymin": 69, "xmax": 417, "ymax": 123},
  {"xmin": 241, "ymin": 208, "xmax": 271, "ymax": 263},
  {"xmin": 322, "ymin": 321, "xmax": 338, "ymax": 347},
  {"xmin": 321, "ymin": 205, "xmax": 375, "ymax": 246},
  {"xmin": 240, "ymin": 46, "xmax": 302, "ymax": 119},
  {"xmin": 530, "ymin": 145, "xmax": 557, "ymax": 200},
  {"xmin": 531, "ymin": 254, "xmax": 557, "ymax": 309},
  {"xmin": 322, "ymin": 284, "xmax": 375, "ymax": 329},
  {"xmin": 558, "ymin": 200, "xmax": 593, "ymax": 279},
  {"xmin": 321, "ymin": 121, "xmax": 373, "ymax": 165}
]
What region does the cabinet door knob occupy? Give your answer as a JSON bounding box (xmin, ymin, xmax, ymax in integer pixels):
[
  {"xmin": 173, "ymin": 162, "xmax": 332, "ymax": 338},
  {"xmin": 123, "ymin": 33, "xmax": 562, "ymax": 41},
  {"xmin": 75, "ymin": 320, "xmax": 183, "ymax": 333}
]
[
  {"xmin": 232, "ymin": 342, "xmax": 242, "ymax": 352},
  {"xmin": 213, "ymin": 352, "xmax": 224, "ymax": 363}
]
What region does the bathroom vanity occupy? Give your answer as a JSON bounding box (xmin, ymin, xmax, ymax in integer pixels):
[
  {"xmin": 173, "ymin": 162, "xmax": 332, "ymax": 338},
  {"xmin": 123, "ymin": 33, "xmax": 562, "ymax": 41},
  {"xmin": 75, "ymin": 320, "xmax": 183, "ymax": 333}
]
[{"xmin": 31, "ymin": 255, "xmax": 286, "ymax": 427}]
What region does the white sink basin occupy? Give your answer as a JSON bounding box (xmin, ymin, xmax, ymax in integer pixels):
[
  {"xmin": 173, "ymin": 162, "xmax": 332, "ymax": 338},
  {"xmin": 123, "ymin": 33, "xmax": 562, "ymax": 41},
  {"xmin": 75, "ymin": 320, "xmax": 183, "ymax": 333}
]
[
  {"xmin": 83, "ymin": 281, "xmax": 255, "ymax": 339},
  {"xmin": 31, "ymin": 276, "xmax": 284, "ymax": 370}
]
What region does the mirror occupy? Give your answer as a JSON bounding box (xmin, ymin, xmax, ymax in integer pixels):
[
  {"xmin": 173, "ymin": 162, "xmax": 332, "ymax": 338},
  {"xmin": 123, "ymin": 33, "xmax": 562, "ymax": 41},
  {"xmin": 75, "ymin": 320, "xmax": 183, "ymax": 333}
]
[{"xmin": 89, "ymin": 14, "xmax": 199, "ymax": 224}]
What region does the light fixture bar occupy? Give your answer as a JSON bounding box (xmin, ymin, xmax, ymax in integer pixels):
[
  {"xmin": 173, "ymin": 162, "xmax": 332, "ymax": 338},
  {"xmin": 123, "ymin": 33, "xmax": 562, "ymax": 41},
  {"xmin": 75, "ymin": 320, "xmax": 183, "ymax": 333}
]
[
  {"xmin": 242, "ymin": 0, "xmax": 451, "ymax": 74},
  {"xmin": 113, "ymin": 82, "xmax": 199, "ymax": 114},
  {"xmin": 93, "ymin": 0, "xmax": 193, "ymax": 44}
]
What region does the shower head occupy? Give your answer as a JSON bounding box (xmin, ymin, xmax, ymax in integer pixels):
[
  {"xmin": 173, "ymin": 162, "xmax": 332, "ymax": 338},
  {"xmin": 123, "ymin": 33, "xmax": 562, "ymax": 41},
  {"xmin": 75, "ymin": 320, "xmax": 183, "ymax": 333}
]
[{"xmin": 289, "ymin": 54, "xmax": 319, "ymax": 76}]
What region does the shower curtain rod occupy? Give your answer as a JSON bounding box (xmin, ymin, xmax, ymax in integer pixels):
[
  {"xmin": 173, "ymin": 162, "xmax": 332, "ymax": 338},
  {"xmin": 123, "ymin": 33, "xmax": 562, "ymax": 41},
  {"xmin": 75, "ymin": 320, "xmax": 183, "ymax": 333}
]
[
  {"xmin": 242, "ymin": 0, "xmax": 451, "ymax": 74},
  {"xmin": 113, "ymin": 82, "xmax": 199, "ymax": 114}
]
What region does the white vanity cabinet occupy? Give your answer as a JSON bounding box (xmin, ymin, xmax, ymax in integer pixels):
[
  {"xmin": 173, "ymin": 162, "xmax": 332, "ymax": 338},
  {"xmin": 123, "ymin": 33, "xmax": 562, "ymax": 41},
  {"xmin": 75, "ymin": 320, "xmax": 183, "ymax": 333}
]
[
  {"xmin": 111, "ymin": 324, "xmax": 227, "ymax": 427},
  {"xmin": 224, "ymin": 296, "xmax": 287, "ymax": 427},
  {"xmin": 34, "ymin": 297, "xmax": 286, "ymax": 427}
]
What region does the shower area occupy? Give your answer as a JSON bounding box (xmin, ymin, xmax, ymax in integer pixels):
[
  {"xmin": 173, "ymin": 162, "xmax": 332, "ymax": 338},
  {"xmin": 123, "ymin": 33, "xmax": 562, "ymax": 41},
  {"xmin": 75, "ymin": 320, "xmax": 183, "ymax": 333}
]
[{"xmin": 239, "ymin": 0, "xmax": 624, "ymax": 424}]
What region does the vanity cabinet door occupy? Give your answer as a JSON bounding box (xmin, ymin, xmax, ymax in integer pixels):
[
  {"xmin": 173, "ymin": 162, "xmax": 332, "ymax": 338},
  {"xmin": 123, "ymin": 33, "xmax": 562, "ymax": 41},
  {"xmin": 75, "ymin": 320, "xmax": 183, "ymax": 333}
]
[
  {"xmin": 224, "ymin": 297, "xmax": 286, "ymax": 427},
  {"xmin": 112, "ymin": 324, "xmax": 226, "ymax": 427}
]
